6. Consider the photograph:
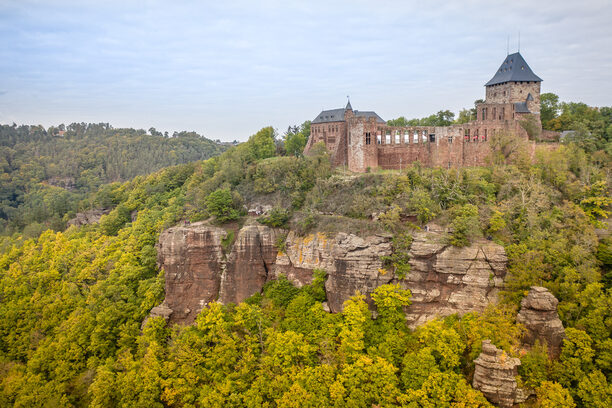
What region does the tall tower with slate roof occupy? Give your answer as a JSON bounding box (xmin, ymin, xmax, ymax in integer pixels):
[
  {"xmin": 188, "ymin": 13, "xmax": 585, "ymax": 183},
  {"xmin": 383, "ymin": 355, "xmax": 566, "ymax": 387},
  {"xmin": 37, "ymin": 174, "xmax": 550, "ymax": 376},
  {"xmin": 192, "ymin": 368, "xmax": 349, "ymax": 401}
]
[{"xmin": 484, "ymin": 52, "xmax": 542, "ymax": 115}]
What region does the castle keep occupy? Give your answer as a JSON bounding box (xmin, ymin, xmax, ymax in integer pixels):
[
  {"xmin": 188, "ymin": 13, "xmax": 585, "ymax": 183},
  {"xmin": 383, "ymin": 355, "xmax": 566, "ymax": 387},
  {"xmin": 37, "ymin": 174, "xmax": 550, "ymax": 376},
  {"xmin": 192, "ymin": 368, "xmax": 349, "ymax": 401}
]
[{"xmin": 304, "ymin": 52, "xmax": 543, "ymax": 171}]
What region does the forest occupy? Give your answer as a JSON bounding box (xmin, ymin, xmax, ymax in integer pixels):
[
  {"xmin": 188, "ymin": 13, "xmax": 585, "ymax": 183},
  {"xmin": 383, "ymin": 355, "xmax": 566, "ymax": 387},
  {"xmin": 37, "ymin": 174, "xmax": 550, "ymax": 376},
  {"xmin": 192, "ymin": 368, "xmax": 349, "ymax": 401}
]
[
  {"xmin": 0, "ymin": 96, "xmax": 610, "ymax": 407},
  {"xmin": 0, "ymin": 123, "xmax": 227, "ymax": 236}
]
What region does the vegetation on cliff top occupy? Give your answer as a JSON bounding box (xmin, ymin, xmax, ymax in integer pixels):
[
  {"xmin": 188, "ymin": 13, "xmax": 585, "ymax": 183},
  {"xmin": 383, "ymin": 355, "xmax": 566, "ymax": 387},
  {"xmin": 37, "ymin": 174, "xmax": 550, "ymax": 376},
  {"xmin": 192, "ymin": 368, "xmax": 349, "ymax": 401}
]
[{"xmin": 0, "ymin": 113, "xmax": 610, "ymax": 406}]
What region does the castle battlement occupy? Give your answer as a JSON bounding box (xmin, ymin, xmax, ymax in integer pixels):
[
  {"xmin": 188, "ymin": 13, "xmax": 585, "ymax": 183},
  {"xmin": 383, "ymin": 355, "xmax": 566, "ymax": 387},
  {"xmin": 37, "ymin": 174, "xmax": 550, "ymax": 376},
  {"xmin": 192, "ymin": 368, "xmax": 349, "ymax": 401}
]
[{"xmin": 304, "ymin": 52, "xmax": 542, "ymax": 171}]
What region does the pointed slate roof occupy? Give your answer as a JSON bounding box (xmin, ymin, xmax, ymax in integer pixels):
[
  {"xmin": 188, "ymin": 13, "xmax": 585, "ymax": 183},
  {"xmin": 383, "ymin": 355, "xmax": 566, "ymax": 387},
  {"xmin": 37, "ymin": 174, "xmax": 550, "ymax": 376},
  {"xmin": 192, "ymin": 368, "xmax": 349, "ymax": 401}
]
[
  {"xmin": 485, "ymin": 52, "xmax": 542, "ymax": 86},
  {"xmin": 346, "ymin": 100, "xmax": 353, "ymax": 110}
]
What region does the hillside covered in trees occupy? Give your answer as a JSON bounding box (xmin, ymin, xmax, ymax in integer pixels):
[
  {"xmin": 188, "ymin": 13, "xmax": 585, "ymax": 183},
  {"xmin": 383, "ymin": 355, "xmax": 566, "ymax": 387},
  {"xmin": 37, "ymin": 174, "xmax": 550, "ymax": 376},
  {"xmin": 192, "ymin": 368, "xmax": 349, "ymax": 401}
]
[
  {"xmin": 0, "ymin": 123, "xmax": 227, "ymax": 236},
  {"xmin": 0, "ymin": 118, "xmax": 610, "ymax": 407}
]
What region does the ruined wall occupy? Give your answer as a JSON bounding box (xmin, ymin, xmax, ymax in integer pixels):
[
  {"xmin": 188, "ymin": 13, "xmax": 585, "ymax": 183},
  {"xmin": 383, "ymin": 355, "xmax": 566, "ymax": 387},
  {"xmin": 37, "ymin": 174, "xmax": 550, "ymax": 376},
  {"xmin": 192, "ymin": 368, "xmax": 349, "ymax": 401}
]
[
  {"xmin": 309, "ymin": 121, "xmax": 347, "ymax": 166},
  {"xmin": 344, "ymin": 118, "xmax": 505, "ymax": 170}
]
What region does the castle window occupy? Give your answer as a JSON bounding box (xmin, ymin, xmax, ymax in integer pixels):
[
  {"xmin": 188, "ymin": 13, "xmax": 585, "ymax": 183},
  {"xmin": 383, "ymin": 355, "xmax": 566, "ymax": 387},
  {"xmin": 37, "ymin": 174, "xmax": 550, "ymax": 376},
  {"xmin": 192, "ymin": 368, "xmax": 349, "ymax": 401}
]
[
  {"xmin": 493, "ymin": 107, "xmax": 496, "ymax": 119},
  {"xmin": 483, "ymin": 129, "xmax": 488, "ymax": 141},
  {"xmin": 413, "ymin": 131, "xmax": 418, "ymax": 144},
  {"xmin": 464, "ymin": 128, "xmax": 470, "ymax": 142},
  {"xmin": 422, "ymin": 130, "xmax": 427, "ymax": 143},
  {"xmin": 404, "ymin": 131, "xmax": 410, "ymax": 144},
  {"xmin": 473, "ymin": 129, "xmax": 479, "ymax": 142},
  {"xmin": 328, "ymin": 137, "xmax": 335, "ymax": 144},
  {"xmin": 448, "ymin": 136, "xmax": 453, "ymax": 143},
  {"xmin": 482, "ymin": 108, "xmax": 486, "ymax": 121},
  {"xmin": 395, "ymin": 131, "xmax": 400, "ymax": 144},
  {"xmin": 429, "ymin": 134, "xmax": 436, "ymax": 143},
  {"xmin": 501, "ymin": 107, "xmax": 505, "ymax": 119},
  {"xmin": 377, "ymin": 133, "xmax": 382, "ymax": 144},
  {"xmin": 385, "ymin": 131, "xmax": 391, "ymax": 144},
  {"xmin": 365, "ymin": 132, "xmax": 371, "ymax": 145}
]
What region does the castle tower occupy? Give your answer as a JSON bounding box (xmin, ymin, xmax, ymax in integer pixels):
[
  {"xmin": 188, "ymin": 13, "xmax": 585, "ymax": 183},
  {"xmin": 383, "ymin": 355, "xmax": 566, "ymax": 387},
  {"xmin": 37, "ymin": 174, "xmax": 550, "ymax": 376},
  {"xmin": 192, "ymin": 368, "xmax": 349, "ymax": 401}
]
[{"xmin": 484, "ymin": 52, "xmax": 542, "ymax": 114}]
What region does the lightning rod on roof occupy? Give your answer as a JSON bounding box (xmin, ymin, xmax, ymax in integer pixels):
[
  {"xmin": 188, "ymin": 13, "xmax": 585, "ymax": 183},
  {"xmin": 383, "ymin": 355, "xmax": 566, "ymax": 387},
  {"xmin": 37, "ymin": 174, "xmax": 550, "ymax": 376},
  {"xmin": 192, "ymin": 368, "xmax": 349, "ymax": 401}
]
[
  {"xmin": 507, "ymin": 35, "xmax": 509, "ymax": 55},
  {"xmin": 518, "ymin": 31, "xmax": 521, "ymax": 52}
]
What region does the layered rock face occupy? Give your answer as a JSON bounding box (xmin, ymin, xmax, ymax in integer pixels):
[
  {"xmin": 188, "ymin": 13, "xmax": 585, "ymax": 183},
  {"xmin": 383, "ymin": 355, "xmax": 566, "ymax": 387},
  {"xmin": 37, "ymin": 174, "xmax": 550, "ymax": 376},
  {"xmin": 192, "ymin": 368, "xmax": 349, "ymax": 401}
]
[
  {"xmin": 272, "ymin": 232, "xmax": 394, "ymax": 313},
  {"xmin": 517, "ymin": 286, "xmax": 566, "ymax": 358},
  {"xmin": 219, "ymin": 225, "xmax": 282, "ymax": 305},
  {"xmin": 404, "ymin": 232, "xmax": 507, "ymax": 327},
  {"xmin": 473, "ymin": 340, "xmax": 525, "ymax": 408},
  {"xmin": 155, "ymin": 222, "xmax": 508, "ymax": 327},
  {"xmin": 156, "ymin": 223, "xmax": 227, "ymax": 325},
  {"xmin": 156, "ymin": 222, "xmax": 283, "ymax": 325}
]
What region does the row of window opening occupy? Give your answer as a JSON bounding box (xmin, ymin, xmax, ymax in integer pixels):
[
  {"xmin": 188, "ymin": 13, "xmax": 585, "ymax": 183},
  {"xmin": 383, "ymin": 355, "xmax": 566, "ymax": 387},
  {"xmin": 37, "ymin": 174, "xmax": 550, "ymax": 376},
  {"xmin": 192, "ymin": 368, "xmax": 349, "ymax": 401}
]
[{"xmin": 365, "ymin": 130, "xmax": 435, "ymax": 145}]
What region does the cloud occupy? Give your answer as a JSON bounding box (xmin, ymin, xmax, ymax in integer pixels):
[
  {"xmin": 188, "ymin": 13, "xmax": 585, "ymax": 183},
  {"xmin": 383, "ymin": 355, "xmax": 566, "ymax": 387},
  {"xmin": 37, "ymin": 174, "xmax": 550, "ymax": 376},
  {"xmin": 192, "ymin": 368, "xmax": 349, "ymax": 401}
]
[{"xmin": 0, "ymin": 1, "xmax": 610, "ymax": 140}]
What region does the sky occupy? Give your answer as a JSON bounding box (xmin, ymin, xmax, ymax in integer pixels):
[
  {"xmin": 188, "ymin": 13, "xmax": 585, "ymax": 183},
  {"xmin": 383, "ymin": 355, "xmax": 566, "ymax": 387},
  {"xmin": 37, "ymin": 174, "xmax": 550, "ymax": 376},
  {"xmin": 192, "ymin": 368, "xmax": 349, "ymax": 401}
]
[{"xmin": 0, "ymin": 0, "xmax": 611, "ymax": 142}]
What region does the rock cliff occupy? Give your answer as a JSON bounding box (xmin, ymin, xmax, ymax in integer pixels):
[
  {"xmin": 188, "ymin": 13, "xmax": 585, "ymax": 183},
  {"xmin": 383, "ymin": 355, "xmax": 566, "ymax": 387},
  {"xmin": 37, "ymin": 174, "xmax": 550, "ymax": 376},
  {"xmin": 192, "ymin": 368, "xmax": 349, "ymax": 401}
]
[
  {"xmin": 516, "ymin": 286, "xmax": 566, "ymax": 358},
  {"xmin": 155, "ymin": 222, "xmax": 508, "ymax": 327},
  {"xmin": 272, "ymin": 231, "xmax": 395, "ymax": 312},
  {"xmin": 404, "ymin": 231, "xmax": 506, "ymax": 327},
  {"xmin": 219, "ymin": 224, "xmax": 282, "ymax": 305},
  {"xmin": 156, "ymin": 223, "xmax": 226, "ymax": 325},
  {"xmin": 473, "ymin": 340, "xmax": 527, "ymax": 408}
]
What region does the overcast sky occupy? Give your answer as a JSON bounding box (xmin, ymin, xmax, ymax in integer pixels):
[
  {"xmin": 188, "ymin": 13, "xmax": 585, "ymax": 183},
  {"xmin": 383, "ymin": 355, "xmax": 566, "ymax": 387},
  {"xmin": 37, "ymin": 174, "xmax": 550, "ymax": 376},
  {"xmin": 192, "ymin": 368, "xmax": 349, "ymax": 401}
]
[{"xmin": 1, "ymin": 0, "xmax": 611, "ymax": 141}]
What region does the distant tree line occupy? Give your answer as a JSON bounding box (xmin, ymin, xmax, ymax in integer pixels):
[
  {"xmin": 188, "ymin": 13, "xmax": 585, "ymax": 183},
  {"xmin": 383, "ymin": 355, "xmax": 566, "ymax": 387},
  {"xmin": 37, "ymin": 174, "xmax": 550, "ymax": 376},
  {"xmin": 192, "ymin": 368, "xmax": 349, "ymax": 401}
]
[{"xmin": 0, "ymin": 122, "xmax": 227, "ymax": 236}]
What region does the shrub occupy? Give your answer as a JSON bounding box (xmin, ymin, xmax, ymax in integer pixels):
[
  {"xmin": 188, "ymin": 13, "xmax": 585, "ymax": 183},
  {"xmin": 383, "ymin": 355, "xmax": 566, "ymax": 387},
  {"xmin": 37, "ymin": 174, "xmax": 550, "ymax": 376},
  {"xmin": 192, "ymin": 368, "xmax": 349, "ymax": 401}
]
[
  {"xmin": 448, "ymin": 204, "xmax": 480, "ymax": 247},
  {"xmin": 205, "ymin": 188, "xmax": 239, "ymax": 223},
  {"xmin": 258, "ymin": 207, "xmax": 290, "ymax": 228}
]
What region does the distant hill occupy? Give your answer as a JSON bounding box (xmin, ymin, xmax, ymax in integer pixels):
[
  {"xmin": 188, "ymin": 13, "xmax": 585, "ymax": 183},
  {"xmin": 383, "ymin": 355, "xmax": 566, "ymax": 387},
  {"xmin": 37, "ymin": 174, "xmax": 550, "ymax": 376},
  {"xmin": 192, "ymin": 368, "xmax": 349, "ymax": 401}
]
[{"xmin": 0, "ymin": 122, "xmax": 228, "ymax": 235}]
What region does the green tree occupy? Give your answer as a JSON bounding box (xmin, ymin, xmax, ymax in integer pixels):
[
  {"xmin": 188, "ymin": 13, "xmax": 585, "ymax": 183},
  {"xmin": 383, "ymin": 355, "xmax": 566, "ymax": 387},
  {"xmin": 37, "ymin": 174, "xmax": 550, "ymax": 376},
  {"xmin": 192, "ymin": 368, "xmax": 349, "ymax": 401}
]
[
  {"xmin": 205, "ymin": 188, "xmax": 240, "ymax": 222},
  {"xmin": 248, "ymin": 127, "xmax": 276, "ymax": 161},
  {"xmin": 284, "ymin": 121, "xmax": 310, "ymax": 157},
  {"xmin": 540, "ymin": 93, "xmax": 560, "ymax": 130},
  {"xmin": 536, "ymin": 381, "xmax": 575, "ymax": 408}
]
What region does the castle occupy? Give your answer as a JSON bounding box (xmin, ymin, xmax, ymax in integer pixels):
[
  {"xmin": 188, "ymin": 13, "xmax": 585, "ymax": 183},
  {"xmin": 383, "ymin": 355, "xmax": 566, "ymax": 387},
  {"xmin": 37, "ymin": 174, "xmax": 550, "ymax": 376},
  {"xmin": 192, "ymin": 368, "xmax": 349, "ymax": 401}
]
[{"xmin": 303, "ymin": 52, "xmax": 543, "ymax": 171}]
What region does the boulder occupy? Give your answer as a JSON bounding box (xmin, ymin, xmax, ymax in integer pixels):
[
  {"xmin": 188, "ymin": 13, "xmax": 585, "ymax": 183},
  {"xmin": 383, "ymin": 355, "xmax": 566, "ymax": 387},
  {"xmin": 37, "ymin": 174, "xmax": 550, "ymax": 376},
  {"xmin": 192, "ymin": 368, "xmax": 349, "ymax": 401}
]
[
  {"xmin": 473, "ymin": 340, "xmax": 525, "ymax": 408},
  {"xmin": 67, "ymin": 208, "xmax": 111, "ymax": 227},
  {"xmin": 516, "ymin": 286, "xmax": 566, "ymax": 358}
]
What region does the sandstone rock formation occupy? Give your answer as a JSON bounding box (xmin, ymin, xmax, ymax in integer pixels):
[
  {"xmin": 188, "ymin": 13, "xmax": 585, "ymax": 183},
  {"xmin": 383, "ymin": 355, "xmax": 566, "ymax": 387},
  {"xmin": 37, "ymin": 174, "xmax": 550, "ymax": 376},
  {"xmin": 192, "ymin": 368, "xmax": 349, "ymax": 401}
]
[
  {"xmin": 156, "ymin": 222, "xmax": 282, "ymax": 324},
  {"xmin": 219, "ymin": 224, "xmax": 282, "ymax": 305},
  {"xmin": 154, "ymin": 222, "xmax": 508, "ymax": 327},
  {"xmin": 156, "ymin": 223, "xmax": 227, "ymax": 325},
  {"xmin": 272, "ymin": 232, "xmax": 394, "ymax": 313},
  {"xmin": 517, "ymin": 286, "xmax": 566, "ymax": 358},
  {"xmin": 473, "ymin": 340, "xmax": 525, "ymax": 408},
  {"xmin": 404, "ymin": 231, "xmax": 507, "ymax": 327},
  {"xmin": 67, "ymin": 208, "xmax": 110, "ymax": 227}
]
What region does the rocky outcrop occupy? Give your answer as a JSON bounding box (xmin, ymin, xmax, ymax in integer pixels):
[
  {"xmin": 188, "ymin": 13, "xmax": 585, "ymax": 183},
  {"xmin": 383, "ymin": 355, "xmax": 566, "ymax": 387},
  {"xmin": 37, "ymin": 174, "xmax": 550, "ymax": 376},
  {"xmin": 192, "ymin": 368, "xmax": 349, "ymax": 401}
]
[
  {"xmin": 67, "ymin": 208, "xmax": 111, "ymax": 227},
  {"xmin": 473, "ymin": 340, "xmax": 525, "ymax": 408},
  {"xmin": 156, "ymin": 222, "xmax": 283, "ymax": 325},
  {"xmin": 517, "ymin": 286, "xmax": 566, "ymax": 358},
  {"xmin": 219, "ymin": 225, "xmax": 282, "ymax": 305},
  {"xmin": 404, "ymin": 231, "xmax": 507, "ymax": 327},
  {"xmin": 271, "ymin": 229, "xmax": 506, "ymax": 325},
  {"xmin": 272, "ymin": 232, "xmax": 394, "ymax": 312},
  {"xmin": 154, "ymin": 222, "xmax": 508, "ymax": 327},
  {"xmin": 156, "ymin": 223, "xmax": 227, "ymax": 325}
]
